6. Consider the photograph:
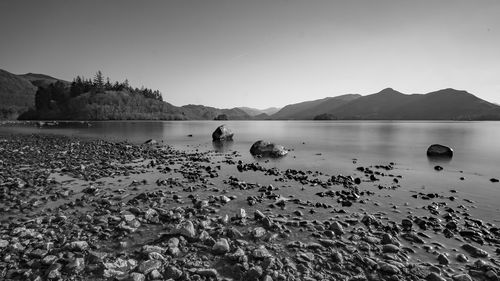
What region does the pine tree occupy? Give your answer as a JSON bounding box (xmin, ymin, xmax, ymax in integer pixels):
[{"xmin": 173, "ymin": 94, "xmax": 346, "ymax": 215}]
[{"xmin": 93, "ymin": 70, "xmax": 104, "ymax": 92}]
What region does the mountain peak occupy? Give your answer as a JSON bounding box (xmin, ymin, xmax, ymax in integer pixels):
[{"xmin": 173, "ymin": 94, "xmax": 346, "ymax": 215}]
[{"xmin": 378, "ymin": 87, "xmax": 402, "ymax": 94}]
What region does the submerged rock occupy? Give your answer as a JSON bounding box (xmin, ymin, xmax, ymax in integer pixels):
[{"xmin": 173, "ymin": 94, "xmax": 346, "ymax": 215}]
[
  {"xmin": 212, "ymin": 125, "xmax": 234, "ymax": 141},
  {"xmin": 427, "ymin": 144, "xmax": 453, "ymax": 157},
  {"xmin": 250, "ymin": 140, "xmax": 288, "ymax": 158}
]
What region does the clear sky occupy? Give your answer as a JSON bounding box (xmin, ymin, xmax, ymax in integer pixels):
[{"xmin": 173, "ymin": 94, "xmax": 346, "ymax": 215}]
[{"xmin": 1, "ymin": 0, "xmax": 499, "ymax": 108}]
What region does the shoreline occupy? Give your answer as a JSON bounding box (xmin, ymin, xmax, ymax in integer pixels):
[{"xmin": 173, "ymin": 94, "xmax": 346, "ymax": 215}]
[{"xmin": 0, "ymin": 133, "xmax": 499, "ymax": 280}]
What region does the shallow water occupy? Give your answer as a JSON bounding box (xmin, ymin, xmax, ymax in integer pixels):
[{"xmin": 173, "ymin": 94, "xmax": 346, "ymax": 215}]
[{"xmin": 2, "ymin": 120, "xmax": 500, "ymax": 219}]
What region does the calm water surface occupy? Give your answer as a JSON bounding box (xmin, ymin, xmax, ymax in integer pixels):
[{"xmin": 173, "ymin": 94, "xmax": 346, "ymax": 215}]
[{"xmin": 2, "ymin": 120, "xmax": 500, "ymax": 216}]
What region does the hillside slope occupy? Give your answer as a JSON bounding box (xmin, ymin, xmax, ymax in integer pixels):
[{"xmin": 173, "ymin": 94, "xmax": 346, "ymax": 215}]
[
  {"xmin": 0, "ymin": 69, "xmax": 37, "ymax": 119},
  {"xmin": 271, "ymin": 94, "xmax": 361, "ymax": 119}
]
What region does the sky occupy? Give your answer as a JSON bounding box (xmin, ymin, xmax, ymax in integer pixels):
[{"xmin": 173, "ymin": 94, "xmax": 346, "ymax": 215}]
[{"xmin": 1, "ymin": 0, "xmax": 499, "ymax": 109}]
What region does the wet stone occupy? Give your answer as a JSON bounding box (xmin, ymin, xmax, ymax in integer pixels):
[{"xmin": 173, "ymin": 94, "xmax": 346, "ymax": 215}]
[
  {"xmin": 137, "ymin": 259, "xmax": 162, "ymax": 274},
  {"xmin": 212, "ymin": 238, "xmax": 230, "ymax": 254}
]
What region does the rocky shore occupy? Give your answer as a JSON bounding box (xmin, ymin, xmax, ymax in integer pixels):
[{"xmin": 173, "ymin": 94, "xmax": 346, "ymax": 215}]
[{"xmin": 0, "ymin": 134, "xmax": 499, "ymax": 281}]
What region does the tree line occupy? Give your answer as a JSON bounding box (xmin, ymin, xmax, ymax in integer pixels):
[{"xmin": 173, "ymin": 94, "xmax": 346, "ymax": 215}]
[
  {"xmin": 69, "ymin": 70, "xmax": 163, "ymax": 101},
  {"xmin": 19, "ymin": 71, "xmax": 184, "ymax": 120}
]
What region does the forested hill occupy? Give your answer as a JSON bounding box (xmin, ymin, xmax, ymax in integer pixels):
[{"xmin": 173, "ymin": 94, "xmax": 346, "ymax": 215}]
[{"xmin": 16, "ymin": 70, "xmax": 251, "ymax": 120}]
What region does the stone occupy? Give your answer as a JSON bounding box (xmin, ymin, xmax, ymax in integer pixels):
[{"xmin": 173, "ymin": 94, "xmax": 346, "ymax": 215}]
[
  {"xmin": 165, "ymin": 265, "xmax": 183, "ymax": 280},
  {"xmin": 252, "ymin": 246, "xmax": 272, "ymax": 259},
  {"xmin": 254, "ymin": 210, "xmax": 266, "ymax": 220},
  {"xmin": 427, "ymin": 272, "xmax": 446, "ymax": 281},
  {"xmin": 172, "ymin": 220, "xmax": 196, "ymax": 239},
  {"xmin": 427, "ymin": 144, "xmax": 453, "ymax": 157},
  {"xmin": 137, "ymin": 260, "xmax": 162, "ymax": 274},
  {"xmin": 250, "ymin": 140, "xmax": 288, "ymax": 158},
  {"xmin": 212, "ymin": 238, "xmax": 230, "ymax": 254},
  {"xmin": 329, "ymin": 221, "xmax": 344, "ymax": 236},
  {"xmin": 144, "ymin": 139, "xmax": 157, "ymax": 145},
  {"xmin": 129, "ymin": 272, "xmax": 146, "ymax": 281},
  {"xmin": 252, "ymin": 227, "xmax": 267, "ymax": 239},
  {"xmin": 212, "ymin": 125, "xmax": 234, "ymax": 141},
  {"xmin": 452, "ymin": 274, "xmax": 473, "ymax": 281},
  {"xmin": 246, "ymin": 266, "xmax": 263, "ymax": 280},
  {"xmin": 149, "ymin": 269, "xmax": 162, "ymax": 279},
  {"xmin": 437, "ymin": 253, "xmax": 449, "ymax": 265},
  {"xmin": 69, "ymin": 241, "xmax": 89, "ymax": 251},
  {"xmin": 461, "ymin": 243, "xmax": 488, "ymax": 257},
  {"xmin": 0, "ymin": 239, "xmax": 9, "ymax": 248},
  {"xmin": 379, "ymin": 262, "xmax": 400, "ymax": 275},
  {"xmin": 456, "ymin": 253, "xmax": 468, "ymax": 262},
  {"xmin": 237, "ymin": 208, "xmax": 247, "ymax": 219},
  {"xmin": 195, "ymin": 268, "xmax": 218, "ymax": 278},
  {"xmin": 64, "ymin": 257, "xmax": 85, "ymax": 274},
  {"xmin": 382, "ymin": 244, "xmax": 400, "ymax": 253}
]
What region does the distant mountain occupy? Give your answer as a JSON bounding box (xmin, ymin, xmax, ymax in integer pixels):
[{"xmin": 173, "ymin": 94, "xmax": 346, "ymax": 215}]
[
  {"xmin": 327, "ymin": 88, "xmax": 419, "ymax": 119},
  {"xmin": 238, "ymin": 106, "xmax": 280, "ymax": 116},
  {"xmin": 0, "ymin": 69, "xmax": 37, "ymax": 119},
  {"xmin": 389, "ymin": 88, "xmax": 500, "ymax": 120},
  {"xmin": 181, "ymin": 105, "xmax": 251, "ymax": 120},
  {"xmin": 278, "ymin": 88, "xmax": 500, "ymax": 120},
  {"xmin": 271, "ymin": 94, "xmax": 361, "ymax": 119}
]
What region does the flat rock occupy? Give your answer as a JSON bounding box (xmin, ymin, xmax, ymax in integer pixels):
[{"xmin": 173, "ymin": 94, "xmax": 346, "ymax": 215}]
[{"xmin": 461, "ymin": 243, "xmax": 488, "ymax": 257}]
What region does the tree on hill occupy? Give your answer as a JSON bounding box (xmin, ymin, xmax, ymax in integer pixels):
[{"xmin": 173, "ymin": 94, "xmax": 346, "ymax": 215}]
[{"xmin": 93, "ymin": 70, "xmax": 104, "ymax": 93}]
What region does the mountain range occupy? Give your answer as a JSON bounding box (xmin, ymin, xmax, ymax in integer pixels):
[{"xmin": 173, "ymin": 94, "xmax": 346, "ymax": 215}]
[
  {"xmin": 1, "ymin": 68, "xmax": 499, "ymax": 120},
  {"xmin": 270, "ymin": 88, "xmax": 500, "ymax": 120}
]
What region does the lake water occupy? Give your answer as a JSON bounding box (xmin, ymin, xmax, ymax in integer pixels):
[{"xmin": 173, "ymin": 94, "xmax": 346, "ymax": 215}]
[{"xmin": 2, "ymin": 120, "xmax": 500, "ymax": 219}]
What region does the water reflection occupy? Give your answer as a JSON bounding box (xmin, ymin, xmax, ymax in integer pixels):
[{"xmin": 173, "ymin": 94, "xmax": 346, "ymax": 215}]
[
  {"xmin": 212, "ymin": 140, "xmax": 234, "ymax": 153},
  {"xmin": 426, "ymin": 155, "xmax": 453, "ymax": 164}
]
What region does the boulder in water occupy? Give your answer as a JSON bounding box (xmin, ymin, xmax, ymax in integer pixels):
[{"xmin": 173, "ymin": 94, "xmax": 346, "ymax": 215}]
[
  {"xmin": 427, "ymin": 144, "xmax": 453, "ymax": 157},
  {"xmin": 144, "ymin": 139, "xmax": 157, "ymax": 145},
  {"xmin": 250, "ymin": 140, "xmax": 288, "ymax": 158},
  {"xmin": 212, "ymin": 125, "xmax": 234, "ymax": 141}
]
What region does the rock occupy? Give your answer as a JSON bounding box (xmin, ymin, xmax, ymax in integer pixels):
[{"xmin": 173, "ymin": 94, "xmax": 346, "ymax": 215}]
[
  {"xmin": 252, "ymin": 246, "xmax": 272, "ymax": 259},
  {"xmin": 427, "ymin": 272, "xmax": 447, "ymax": 281},
  {"xmin": 427, "ymin": 144, "xmax": 453, "ymax": 157},
  {"xmin": 88, "ymin": 251, "xmax": 108, "ymax": 264},
  {"xmin": 379, "ymin": 262, "xmax": 400, "ymax": 275},
  {"xmin": 129, "ymin": 272, "xmax": 146, "ymax": 281},
  {"xmin": 252, "ymin": 227, "xmax": 267, "ymax": 239},
  {"xmin": 0, "ymin": 239, "xmax": 9, "ymax": 248},
  {"xmin": 381, "ymin": 233, "xmax": 400, "ymax": 246},
  {"xmin": 453, "ymin": 274, "xmax": 473, "ymax": 281},
  {"xmin": 254, "ymin": 210, "xmax": 266, "ymax": 220},
  {"xmin": 246, "ymin": 266, "xmax": 263, "ymax": 280},
  {"xmin": 236, "ymin": 208, "xmax": 247, "ymax": 219},
  {"xmin": 165, "ymin": 265, "xmax": 183, "ymax": 280},
  {"xmin": 142, "ymin": 245, "xmax": 166, "ymax": 255},
  {"xmin": 461, "ymin": 243, "xmax": 489, "ymax": 257},
  {"xmin": 212, "ymin": 125, "xmax": 234, "ymax": 141},
  {"xmin": 195, "ymin": 268, "xmax": 218, "ymax": 278},
  {"xmin": 137, "ymin": 260, "xmax": 162, "ymax": 274},
  {"xmin": 456, "ymin": 253, "xmax": 468, "ymax": 262},
  {"xmin": 64, "ymin": 257, "xmax": 85, "ymax": 273},
  {"xmin": 212, "ymin": 238, "xmax": 230, "ymax": 254},
  {"xmin": 69, "ymin": 241, "xmax": 89, "ymax": 251},
  {"xmin": 149, "ymin": 269, "xmax": 162, "ymax": 279},
  {"xmin": 144, "ymin": 139, "xmax": 157, "ymax": 145},
  {"xmin": 250, "ymin": 140, "xmax": 288, "ymax": 158},
  {"xmin": 329, "ymin": 221, "xmax": 344, "ymax": 236},
  {"xmin": 172, "ymin": 220, "xmax": 196, "ymax": 239},
  {"xmin": 437, "ymin": 253, "xmax": 449, "ymax": 265},
  {"xmin": 382, "ymin": 244, "xmax": 400, "ymax": 253}
]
